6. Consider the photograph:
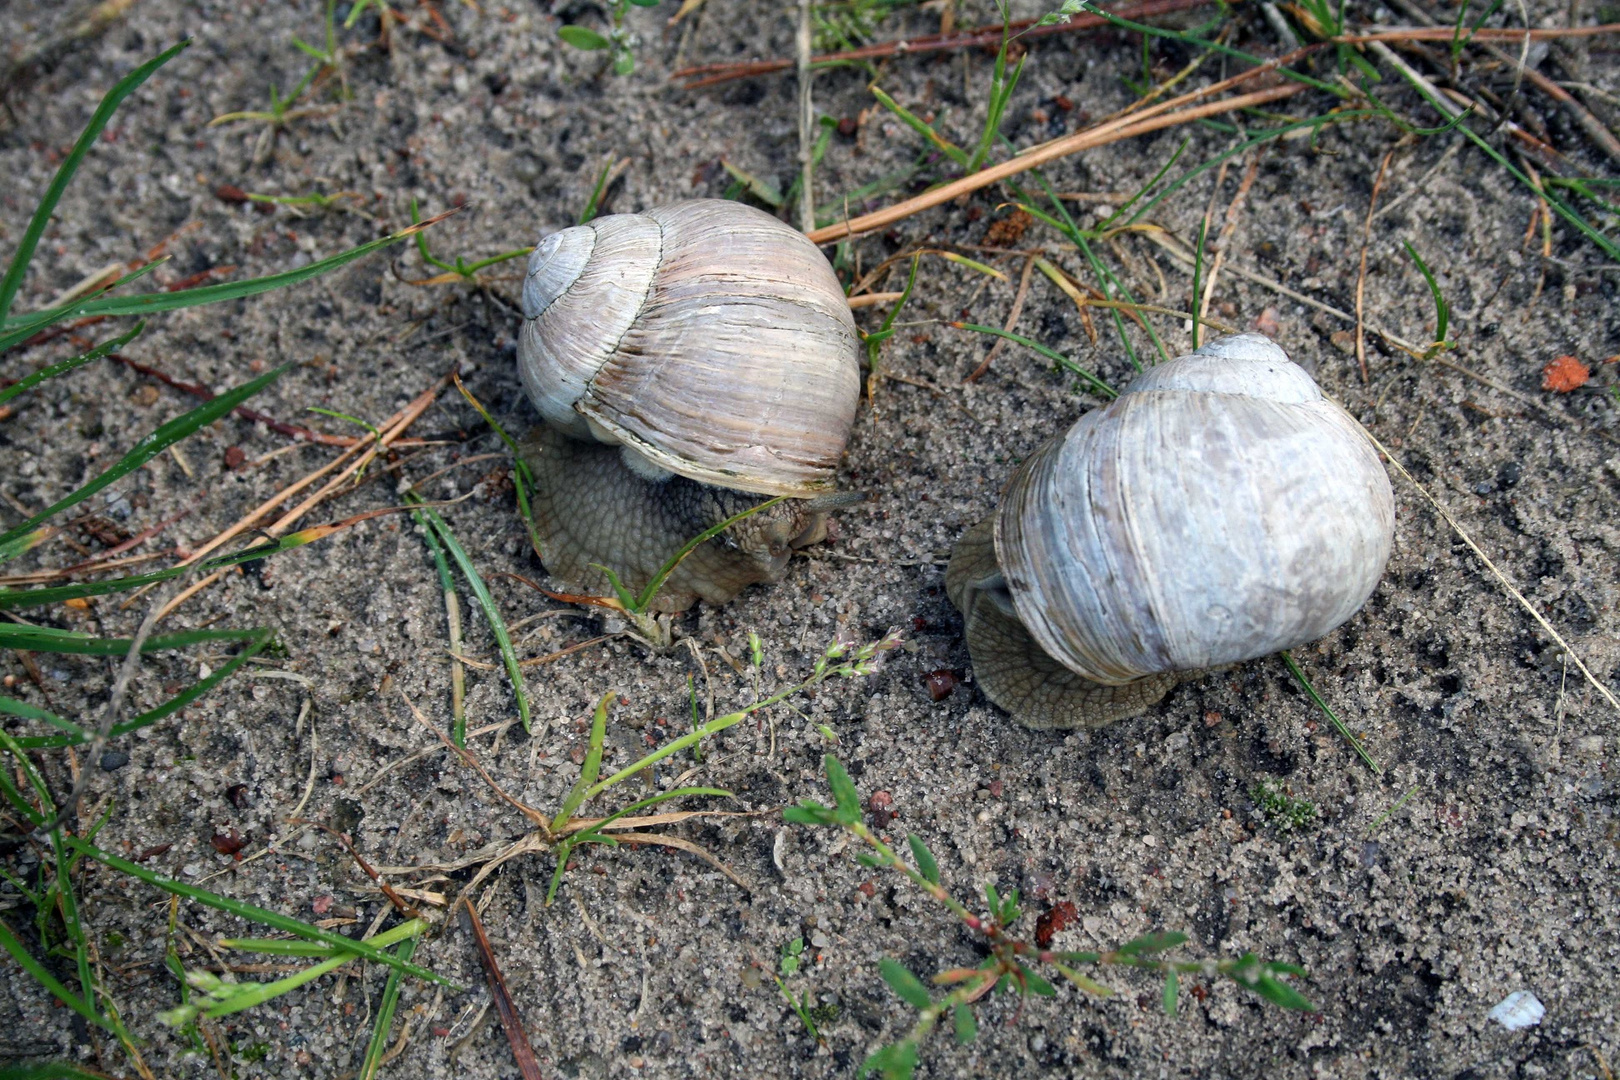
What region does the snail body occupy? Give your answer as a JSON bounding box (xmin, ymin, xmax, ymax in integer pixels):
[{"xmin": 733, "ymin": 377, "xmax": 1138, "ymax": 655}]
[
  {"xmin": 947, "ymin": 334, "xmax": 1394, "ymax": 729},
  {"xmin": 517, "ymin": 199, "xmax": 861, "ymax": 611}
]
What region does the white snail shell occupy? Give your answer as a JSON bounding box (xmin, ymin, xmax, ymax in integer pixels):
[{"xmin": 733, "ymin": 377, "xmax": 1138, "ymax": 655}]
[
  {"xmin": 949, "ymin": 333, "xmax": 1395, "ymax": 729},
  {"xmin": 518, "ymin": 199, "xmax": 861, "ymax": 496},
  {"xmin": 515, "ymin": 200, "xmax": 862, "ymax": 612}
]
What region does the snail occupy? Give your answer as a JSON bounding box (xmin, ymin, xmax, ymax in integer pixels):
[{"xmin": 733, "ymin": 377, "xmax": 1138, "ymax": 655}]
[
  {"xmin": 946, "ymin": 333, "xmax": 1395, "ymax": 730},
  {"xmin": 517, "ymin": 199, "xmax": 862, "ymax": 612}
]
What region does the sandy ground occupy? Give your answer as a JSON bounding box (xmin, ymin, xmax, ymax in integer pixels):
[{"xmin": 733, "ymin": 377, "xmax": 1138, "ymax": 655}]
[{"xmin": 1, "ymin": 1, "xmax": 1617, "ymax": 1077}]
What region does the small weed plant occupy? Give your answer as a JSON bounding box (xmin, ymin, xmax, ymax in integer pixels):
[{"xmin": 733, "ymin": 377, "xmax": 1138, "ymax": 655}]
[{"xmin": 787, "ymin": 756, "xmax": 1315, "ymax": 1077}]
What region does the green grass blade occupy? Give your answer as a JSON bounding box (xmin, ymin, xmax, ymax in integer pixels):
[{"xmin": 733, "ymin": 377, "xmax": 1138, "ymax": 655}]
[
  {"xmin": 0, "ymin": 522, "xmax": 347, "ymax": 610},
  {"xmin": 1282, "ymin": 651, "xmax": 1383, "ymax": 775},
  {"xmin": 1124, "ymin": 113, "xmax": 1377, "ymax": 228},
  {"xmin": 0, "ymin": 1062, "xmax": 123, "ymax": 1079},
  {"xmin": 410, "ymin": 498, "xmax": 531, "ymax": 732},
  {"xmin": 632, "ymin": 496, "xmax": 787, "ymax": 612},
  {"xmin": 1401, "ymin": 240, "xmax": 1450, "ymax": 345},
  {"xmin": 579, "ymin": 156, "xmax": 616, "ymax": 224},
  {"xmin": 360, "ymin": 936, "xmax": 418, "ymax": 1080},
  {"xmin": 870, "ymin": 87, "xmax": 968, "ymax": 167},
  {"xmin": 10, "ymin": 628, "xmax": 273, "ymax": 749},
  {"xmin": 0, "ymin": 625, "xmax": 263, "ymax": 657},
  {"xmin": 0, "ymin": 321, "xmax": 144, "ymax": 409},
  {"xmin": 0, "ymin": 916, "xmax": 111, "ymax": 1031},
  {"xmin": 553, "ymin": 689, "xmax": 614, "ymax": 830},
  {"xmin": 62, "ymin": 838, "xmax": 454, "ymax": 987},
  {"xmin": 951, "ymin": 322, "xmax": 1116, "ymax": 398},
  {"xmin": 1191, "ymin": 217, "xmax": 1209, "ymax": 350},
  {"xmin": 0, "ymin": 41, "xmax": 190, "ymax": 325},
  {"xmin": 0, "ymin": 364, "xmax": 288, "ymax": 547},
  {"xmin": 0, "ymin": 214, "xmax": 448, "ymax": 354},
  {"xmin": 0, "ymin": 527, "xmax": 58, "ymax": 568},
  {"xmin": 0, "ymin": 695, "xmax": 88, "ymax": 742}
]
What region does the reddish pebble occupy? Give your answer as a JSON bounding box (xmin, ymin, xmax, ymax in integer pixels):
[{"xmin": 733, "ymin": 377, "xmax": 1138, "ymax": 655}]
[
  {"xmin": 1035, "ymin": 901, "xmax": 1078, "ymax": 947},
  {"xmin": 869, "ymin": 790, "xmax": 894, "ymax": 810},
  {"xmin": 857, "ymin": 880, "xmax": 877, "ymax": 898},
  {"xmin": 312, "ymin": 894, "xmax": 334, "ymax": 914},
  {"xmin": 987, "ymin": 780, "xmax": 1003, "ymax": 798},
  {"xmin": 223, "ymin": 446, "xmax": 246, "ymax": 470},
  {"xmin": 924, "ymin": 669, "xmax": 959, "ymax": 701},
  {"xmin": 1542, "ymin": 354, "xmax": 1590, "ymax": 393},
  {"xmin": 837, "ymin": 116, "xmax": 859, "ymax": 138},
  {"xmin": 210, "ymin": 828, "xmax": 246, "ymax": 855}
]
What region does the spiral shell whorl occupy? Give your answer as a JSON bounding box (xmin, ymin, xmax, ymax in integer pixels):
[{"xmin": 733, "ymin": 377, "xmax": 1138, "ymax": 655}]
[
  {"xmin": 995, "ymin": 334, "xmax": 1394, "ymax": 686},
  {"xmin": 517, "ymin": 200, "xmax": 861, "ymax": 497}
]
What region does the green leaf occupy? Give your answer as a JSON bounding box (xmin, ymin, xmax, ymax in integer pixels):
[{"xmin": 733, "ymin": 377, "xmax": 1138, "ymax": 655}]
[
  {"xmin": 859, "ymin": 1040, "xmax": 918, "ymax": 1080},
  {"xmin": 0, "ymin": 365, "xmax": 288, "ymax": 548},
  {"xmin": 1051, "ymin": 962, "xmax": 1112, "ymax": 997},
  {"xmin": 1401, "ymin": 239, "xmax": 1451, "ymax": 345},
  {"xmin": 627, "ymin": 0, "xmax": 661, "ymax": 6},
  {"xmin": 906, "ymin": 834, "xmax": 939, "ymax": 885},
  {"xmin": 877, "ymin": 958, "xmax": 932, "ymax": 1010},
  {"xmin": 613, "ymin": 50, "xmax": 635, "ymax": 76},
  {"xmin": 12, "ymin": 625, "xmax": 270, "ymax": 751},
  {"xmin": 558, "ymin": 25, "xmax": 611, "ymax": 49},
  {"xmin": 1250, "ymin": 971, "xmax": 1315, "ymax": 1012},
  {"xmin": 0, "ymin": 42, "xmax": 190, "ymax": 326},
  {"xmin": 1115, "ymin": 931, "xmax": 1188, "ymax": 958},
  {"xmin": 0, "ymin": 526, "xmax": 56, "ymax": 567},
  {"xmin": 953, "ymin": 1002, "xmax": 977, "ymax": 1044},
  {"xmin": 1020, "ymin": 964, "xmax": 1057, "ymax": 997},
  {"xmin": 782, "ymin": 800, "xmax": 833, "ymax": 825},
  {"xmin": 824, "ymin": 755, "xmax": 861, "ymax": 825},
  {"xmin": 1163, "ymin": 968, "xmax": 1179, "ymax": 1015}
]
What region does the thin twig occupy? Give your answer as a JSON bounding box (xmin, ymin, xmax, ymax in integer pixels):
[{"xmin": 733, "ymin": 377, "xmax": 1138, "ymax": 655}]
[
  {"xmin": 966, "ymin": 255, "xmax": 1035, "ymax": 382},
  {"xmin": 806, "ymin": 82, "xmax": 1307, "ymax": 244},
  {"xmin": 462, "ymin": 903, "xmax": 544, "ymax": 1080},
  {"xmin": 1356, "ymin": 149, "xmax": 1398, "ymax": 384}
]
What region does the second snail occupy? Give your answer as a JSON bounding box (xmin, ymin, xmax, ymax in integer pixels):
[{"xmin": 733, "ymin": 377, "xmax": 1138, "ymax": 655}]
[
  {"xmin": 515, "ymin": 200, "xmax": 862, "ymax": 613},
  {"xmin": 947, "ymin": 333, "xmax": 1395, "ymax": 730}
]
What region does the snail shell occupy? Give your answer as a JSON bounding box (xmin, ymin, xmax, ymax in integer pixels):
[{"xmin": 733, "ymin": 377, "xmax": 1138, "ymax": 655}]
[
  {"xmin": 947, "ymin": 333, "xmax": 1394, "ymax": 729},
  {"xmin": 517, "ymin": 200, "xmax": 862, "ymax": 611},
  {"xmin": 519, "ymin": 199, "xmax": 861, "ymax": 496}
]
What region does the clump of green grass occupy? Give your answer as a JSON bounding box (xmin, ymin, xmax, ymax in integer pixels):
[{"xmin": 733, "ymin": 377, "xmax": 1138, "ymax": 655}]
[
  {"xmin": 786, "ymin": 755, "xmax": 1314, "ymax": 1078},
  {"xmin": 558, "ymin": 0, "xmax": 662, "ymax": 76},
  {"xmin": 0, "ymin": 41, "xmax": 453, "ymax": 1076},
  {"xmin": 1249, "ymin": 781, "xmax": 1319, "ymax": 833},
  {"xmin": 771, "ymin": 936, "xmax": 841, "ymax": 1046}
]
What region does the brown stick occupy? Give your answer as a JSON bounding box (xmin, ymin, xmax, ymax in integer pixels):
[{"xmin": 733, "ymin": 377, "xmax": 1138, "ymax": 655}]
[
  {"xmin": 966, "ymin": 255, "xmax": 1035, "ymax": 382},
  {"xmin": 805, "ymin": 82, "xmax": 1307, "ymax": 245},
  {"xmin": 671, "ymin": 0, "xmax": 1213, "ymax": 88},
  {"xmin": 1355, "ymin": 149, "xmax": 1398, "ymax": 383},
  {"xmin": 463, "ymin": 903, "xmax": 545, "ymax": 1080},
  {"xmin": 1337, "ymin": 22, "xmax": 1620, "ymax": 44}
]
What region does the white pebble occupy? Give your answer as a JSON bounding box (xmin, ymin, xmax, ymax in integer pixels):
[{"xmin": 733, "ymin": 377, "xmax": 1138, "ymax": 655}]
[{"xmin": 1487, "ymin": 990, "xmax": 1544, "ymax": 1031}]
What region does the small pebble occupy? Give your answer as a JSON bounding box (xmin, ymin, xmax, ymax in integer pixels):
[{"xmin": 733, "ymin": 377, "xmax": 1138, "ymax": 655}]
[
  {"xmin": 99, "ymin": 751, "xmax": 130, "ymax": 771},
  {"xmin": 1487, "ymin": 990, "xmax": 1544, "ymax": 1030}
]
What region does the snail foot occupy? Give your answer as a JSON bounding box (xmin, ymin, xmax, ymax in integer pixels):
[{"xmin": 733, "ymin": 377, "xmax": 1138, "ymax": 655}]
[{"xmin": 948, "ymin": 518, "xmax": 1174, "ymax": 730}]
